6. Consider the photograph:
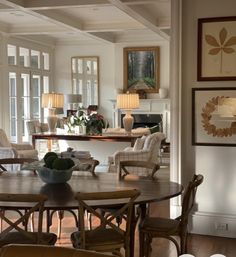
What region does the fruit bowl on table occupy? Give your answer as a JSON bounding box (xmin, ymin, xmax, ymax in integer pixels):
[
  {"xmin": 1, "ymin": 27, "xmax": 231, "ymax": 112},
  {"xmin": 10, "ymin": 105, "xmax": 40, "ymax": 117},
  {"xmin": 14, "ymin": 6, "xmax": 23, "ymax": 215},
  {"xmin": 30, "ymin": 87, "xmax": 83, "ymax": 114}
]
[{"xmin": 21, "ymin": 157, "xmax": 80, "ymax": 184}]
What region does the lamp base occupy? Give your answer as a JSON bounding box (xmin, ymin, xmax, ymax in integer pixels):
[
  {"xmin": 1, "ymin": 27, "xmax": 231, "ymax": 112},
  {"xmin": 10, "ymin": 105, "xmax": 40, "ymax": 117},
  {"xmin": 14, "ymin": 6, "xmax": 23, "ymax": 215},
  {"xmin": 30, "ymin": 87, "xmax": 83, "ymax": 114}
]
[
  {"xmin": 47, "ymin": 116, "xmax": 58, "ymax": 132},
  {"xmin": 123, "ymin": 111, "xmax": 134, "ymax": 134}
]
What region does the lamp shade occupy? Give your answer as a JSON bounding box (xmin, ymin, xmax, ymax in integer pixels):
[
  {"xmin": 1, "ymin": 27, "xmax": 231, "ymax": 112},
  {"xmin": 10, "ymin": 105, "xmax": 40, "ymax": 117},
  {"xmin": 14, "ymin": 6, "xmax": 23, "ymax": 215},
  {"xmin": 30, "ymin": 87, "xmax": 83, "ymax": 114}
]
[
  {"xmin": 116, "ymin": 93, "xmax": 139, "ymax": 109},
  {"xmin": 42, "ymin": 93, "xmax": 64, "ymax": 108},
  {"xmin": 64, "ymin": 94, "xmax": 82, "ymax": 104}
]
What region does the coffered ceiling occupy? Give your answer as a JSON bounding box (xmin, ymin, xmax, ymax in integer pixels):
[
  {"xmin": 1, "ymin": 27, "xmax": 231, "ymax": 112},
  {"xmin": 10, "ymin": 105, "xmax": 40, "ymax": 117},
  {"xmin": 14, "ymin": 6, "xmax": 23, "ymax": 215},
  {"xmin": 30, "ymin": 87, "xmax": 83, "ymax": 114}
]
[{"xmin": 0, "ymin": 0, "xmax": 171, "ymax": 45}]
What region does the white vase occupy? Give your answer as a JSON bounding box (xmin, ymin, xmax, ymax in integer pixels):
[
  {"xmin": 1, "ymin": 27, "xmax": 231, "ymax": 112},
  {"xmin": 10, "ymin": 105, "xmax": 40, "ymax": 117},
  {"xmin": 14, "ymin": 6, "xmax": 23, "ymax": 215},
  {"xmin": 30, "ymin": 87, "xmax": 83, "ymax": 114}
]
[{"xmin": 159, "ymin": 88, "xmax": 168, "ymax": 99}]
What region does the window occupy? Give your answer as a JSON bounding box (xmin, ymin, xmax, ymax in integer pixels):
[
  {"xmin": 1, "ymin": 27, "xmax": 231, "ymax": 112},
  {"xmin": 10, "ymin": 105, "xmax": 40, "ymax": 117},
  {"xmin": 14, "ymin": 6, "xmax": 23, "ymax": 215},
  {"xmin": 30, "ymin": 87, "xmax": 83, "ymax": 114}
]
[
  {"xmin": 7, "ymin": 44, "xmax": 51, "ymax": 143},
  {"xmin": 19, "ymin": 47, "xmax": 29, "ymax": 67},
  {"xmin": 8, "ymin": 45, "xmax": 17, "ymax": 65}
]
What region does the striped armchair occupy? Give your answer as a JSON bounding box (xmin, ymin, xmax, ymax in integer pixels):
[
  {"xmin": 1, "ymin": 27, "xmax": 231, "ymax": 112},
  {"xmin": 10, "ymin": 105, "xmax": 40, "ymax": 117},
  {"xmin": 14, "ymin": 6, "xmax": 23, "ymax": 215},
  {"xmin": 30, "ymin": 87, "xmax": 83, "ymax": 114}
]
[{"xmin": 108, "ymin": 132, "xmax": 165, "ymax": 176}]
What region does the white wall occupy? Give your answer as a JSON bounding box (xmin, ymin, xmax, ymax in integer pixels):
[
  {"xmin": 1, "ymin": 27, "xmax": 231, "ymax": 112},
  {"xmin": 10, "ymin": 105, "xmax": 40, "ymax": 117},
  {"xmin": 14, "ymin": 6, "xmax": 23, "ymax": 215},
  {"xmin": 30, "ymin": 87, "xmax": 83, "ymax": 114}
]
[
  {"xmin": 182, "ymin": 0, "xmax": 236, "ymax": 237},
  {"xmin": 54, "ymin": 40, "xmax": 169, "ymax": 163}
]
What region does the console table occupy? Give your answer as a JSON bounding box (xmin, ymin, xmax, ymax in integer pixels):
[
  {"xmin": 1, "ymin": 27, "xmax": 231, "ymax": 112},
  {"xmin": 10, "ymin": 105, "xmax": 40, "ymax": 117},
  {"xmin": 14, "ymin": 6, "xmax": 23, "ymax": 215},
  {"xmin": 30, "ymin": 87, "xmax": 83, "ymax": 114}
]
[{"xmin": 32, "ymin": 133, "xmax": 141, "ymax": 150}]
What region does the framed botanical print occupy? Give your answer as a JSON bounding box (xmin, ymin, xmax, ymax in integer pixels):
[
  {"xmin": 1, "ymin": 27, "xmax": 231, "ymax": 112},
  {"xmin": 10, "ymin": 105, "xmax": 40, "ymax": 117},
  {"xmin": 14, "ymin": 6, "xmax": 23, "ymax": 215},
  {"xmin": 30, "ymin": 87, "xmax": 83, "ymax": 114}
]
[
  {"xmin": 192, "ymin": 87, "xmax": 236, "ymax": 146},
  {"xmin": 123, "ymin": 46, "xmax": 160, "ymax": 93},
  {"xmin": 197, "ymin": 16, "xmax": 236, "ymax": 81}
]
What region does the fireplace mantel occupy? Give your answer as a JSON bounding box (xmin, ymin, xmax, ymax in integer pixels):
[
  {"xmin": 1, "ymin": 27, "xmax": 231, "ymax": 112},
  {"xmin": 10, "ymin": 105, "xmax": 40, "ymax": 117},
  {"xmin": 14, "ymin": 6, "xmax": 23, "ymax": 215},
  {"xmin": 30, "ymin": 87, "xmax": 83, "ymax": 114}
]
[{"xmin": 109, "ymin": 98, "xmax": 170, "ymax": 142}]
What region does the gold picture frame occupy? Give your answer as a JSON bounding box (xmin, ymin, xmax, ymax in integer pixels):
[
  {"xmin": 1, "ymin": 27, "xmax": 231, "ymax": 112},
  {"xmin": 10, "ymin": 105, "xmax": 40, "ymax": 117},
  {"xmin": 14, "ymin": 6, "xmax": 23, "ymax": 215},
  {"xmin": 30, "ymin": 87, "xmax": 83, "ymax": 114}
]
[
  {"xmin": 192, "ymin": 87, "xmax": 236, "ymax": 146},
  {"xmin": 123, "ymin": 46, "xmax": 160, "ymax": 93},
  {"xmin": 197, "ymin": 16, "xmax": 236, "ymax": 81}
]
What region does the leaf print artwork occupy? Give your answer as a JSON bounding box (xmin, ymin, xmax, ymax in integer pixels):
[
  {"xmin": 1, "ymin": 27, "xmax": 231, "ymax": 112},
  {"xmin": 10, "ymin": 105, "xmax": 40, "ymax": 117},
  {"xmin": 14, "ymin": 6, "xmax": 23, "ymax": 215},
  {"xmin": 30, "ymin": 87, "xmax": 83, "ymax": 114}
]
[{"xmin": 205, "ymin": 27, "xmax": 236, "ymax": 73}]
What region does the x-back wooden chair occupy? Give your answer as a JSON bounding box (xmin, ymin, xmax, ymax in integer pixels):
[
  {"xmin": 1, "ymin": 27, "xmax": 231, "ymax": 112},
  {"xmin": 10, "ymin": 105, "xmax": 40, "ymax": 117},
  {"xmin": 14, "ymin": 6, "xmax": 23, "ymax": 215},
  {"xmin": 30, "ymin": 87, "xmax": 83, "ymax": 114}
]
[
  {"xmin": 71, "ymin": 189, "xmax": 140, "ymax": 257},
  {"xmin": 0, "ymin": 193, "xmax": 57, "ymax": 247},
  {"xmin": 139, "ymin": 174, "xmax": 204, "ymax": 257},
  {"xmin": 0, "ymin": 158, "xmax": 37, "ymax": 173}
]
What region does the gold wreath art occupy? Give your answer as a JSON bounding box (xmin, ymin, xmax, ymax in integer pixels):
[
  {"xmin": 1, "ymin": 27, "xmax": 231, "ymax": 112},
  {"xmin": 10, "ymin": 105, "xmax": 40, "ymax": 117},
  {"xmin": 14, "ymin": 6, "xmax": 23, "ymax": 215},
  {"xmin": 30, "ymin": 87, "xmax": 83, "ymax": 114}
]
[{"xmin": 201, "ymin": 96, "xmax": 236, "ymax": 137}]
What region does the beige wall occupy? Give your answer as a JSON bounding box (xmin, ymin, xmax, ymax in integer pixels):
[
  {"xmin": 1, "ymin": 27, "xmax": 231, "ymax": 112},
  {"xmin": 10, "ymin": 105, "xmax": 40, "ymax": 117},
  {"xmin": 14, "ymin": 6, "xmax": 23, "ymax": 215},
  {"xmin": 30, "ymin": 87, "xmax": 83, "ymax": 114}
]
[{"xmin": 182, "ymin": 0, "xmax": 236, "ymax": 237}]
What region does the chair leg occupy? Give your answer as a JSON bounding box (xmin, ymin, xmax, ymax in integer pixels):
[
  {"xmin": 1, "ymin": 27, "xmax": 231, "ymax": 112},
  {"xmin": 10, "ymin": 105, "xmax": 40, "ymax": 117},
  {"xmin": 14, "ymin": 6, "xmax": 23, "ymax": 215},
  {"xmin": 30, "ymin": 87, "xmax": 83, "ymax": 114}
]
[
  {"xmin": 139, "ymin": 230, "xmax": 145, "ymax": 257},
  {"xmin": 180, "ymin": 232, "xmax": 188, "ymax": 254},
  {"xmin": 56, "ymin": 210, "xmax": 64, "ymax": 239}
]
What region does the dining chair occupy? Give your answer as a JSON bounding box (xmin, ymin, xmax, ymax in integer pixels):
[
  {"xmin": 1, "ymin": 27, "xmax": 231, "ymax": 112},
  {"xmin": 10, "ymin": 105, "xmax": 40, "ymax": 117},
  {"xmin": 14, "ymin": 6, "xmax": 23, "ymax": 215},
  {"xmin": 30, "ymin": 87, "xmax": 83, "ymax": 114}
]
[
  {"xmin": 139, "ymin": 174, "xmax": 204, "ymax": 257},
  {"xmin": 0, "ymin": 193, "xmax": 57, "ymax": 247},
  {"xmin": 0, "ymin": 244, "xmax": 113, "ymax": 257},
  {"xmin": 71, "ymin": 189, "xmax": 140, "ymax": 257},
  {"xmin": 98, "ymin": 160, "xmax": 160, "ymax": 229},
  {"xmin": 0, "ymin": 158, "xmax": 37, "ymax": 173}
]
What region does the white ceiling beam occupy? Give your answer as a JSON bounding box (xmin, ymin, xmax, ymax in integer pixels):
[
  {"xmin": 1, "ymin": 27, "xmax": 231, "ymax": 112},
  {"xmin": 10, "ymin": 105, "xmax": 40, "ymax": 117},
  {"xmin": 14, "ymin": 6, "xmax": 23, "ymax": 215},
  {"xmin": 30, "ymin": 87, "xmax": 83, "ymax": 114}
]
[
  {"xmin": 8, "ymin": 26, "xmax": 68, "ymax": 35},
  {"xmin": 23, "ymin": 0, "xmax": 110, "ymax": 10},
  {"xmin": 123, "ymin": 0, "xmax": 169, "ymax": 5},
  {"xmin": 84, "ymin": 22, "xmax": 144, "ymax": 32},
  {"xmin": 107, "ymin": 0, "xmax": 169, "ymax": 40}
]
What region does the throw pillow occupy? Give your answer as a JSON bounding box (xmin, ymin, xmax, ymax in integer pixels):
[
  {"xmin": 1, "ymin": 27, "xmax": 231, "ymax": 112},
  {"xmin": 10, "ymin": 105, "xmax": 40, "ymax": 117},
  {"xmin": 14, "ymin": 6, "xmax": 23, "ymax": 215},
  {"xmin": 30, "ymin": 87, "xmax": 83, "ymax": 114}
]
[{"xmin": 133, "ymin": 136, "xmax": 146, "ymax": 151}]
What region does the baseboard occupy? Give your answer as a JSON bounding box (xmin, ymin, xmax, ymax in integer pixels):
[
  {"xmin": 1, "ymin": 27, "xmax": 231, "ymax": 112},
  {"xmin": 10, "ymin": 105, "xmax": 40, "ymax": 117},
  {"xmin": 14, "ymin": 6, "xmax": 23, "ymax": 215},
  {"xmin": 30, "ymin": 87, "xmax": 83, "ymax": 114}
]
[{"xmin": 190, "ymin": 211, "xmax": 236, "ymax": 238}]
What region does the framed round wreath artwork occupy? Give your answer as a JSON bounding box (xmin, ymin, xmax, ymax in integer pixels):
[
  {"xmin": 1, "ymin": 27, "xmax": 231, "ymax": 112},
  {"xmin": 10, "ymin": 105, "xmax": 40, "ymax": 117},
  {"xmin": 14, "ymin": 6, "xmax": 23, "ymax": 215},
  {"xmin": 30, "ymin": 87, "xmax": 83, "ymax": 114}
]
[{"xmin": 192, "ymin": 88, "xmax": 236, "ymax": 146}]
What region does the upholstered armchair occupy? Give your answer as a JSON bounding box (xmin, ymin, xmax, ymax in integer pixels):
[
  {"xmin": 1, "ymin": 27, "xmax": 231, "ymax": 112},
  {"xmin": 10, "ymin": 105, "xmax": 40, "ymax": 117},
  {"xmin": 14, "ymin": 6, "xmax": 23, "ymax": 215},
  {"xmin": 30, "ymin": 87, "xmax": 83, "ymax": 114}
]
[
  {"xmin": 108, "ymin": 132, "xmax": 165, "ymax": 176},
  {"xmin": 0, "ymin": 129, "xmax": 38, "ymax": 170}
]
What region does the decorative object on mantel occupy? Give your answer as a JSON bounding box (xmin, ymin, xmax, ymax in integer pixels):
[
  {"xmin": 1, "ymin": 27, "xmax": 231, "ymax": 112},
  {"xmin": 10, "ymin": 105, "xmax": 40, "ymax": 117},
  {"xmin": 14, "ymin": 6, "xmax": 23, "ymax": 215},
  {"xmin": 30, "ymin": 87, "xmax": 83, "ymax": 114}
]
[
  {"xmin": 123, "ymin": 46, "xmax": 160, "ymax": 93},
  {"xmin": 159, "ymin": 88, "xmax": 168, "ymax": 99},
  {"xmin": 116, "ymin": 92, "xmax": 139, "ymax": 134},
  {"xmin": 136, "ymin": 89, "xmax": 147, "ymax": 99},
  {"xmin": 42, "ymin": 92, "xmax": 64, "ymax": 132}
]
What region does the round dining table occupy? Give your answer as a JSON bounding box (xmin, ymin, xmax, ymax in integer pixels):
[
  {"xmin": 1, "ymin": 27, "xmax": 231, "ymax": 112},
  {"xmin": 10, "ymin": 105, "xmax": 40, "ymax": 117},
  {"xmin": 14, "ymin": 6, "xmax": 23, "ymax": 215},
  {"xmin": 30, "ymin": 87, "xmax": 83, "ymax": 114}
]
[{"xmin": 0, "ymin": 170, "xmax": 183, "ymax": 257}]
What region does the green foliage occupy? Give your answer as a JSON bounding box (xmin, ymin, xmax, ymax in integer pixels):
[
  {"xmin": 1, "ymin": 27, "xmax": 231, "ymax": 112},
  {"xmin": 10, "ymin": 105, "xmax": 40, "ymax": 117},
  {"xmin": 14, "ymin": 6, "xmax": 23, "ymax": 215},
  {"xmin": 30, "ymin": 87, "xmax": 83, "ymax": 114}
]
[
  {"xmin": 52, "ymin": 158, "xmax": 70, "ymax": 170},
  {"xmin": 43, "ymin": 152, "xmax": 58, "ymax": 162},
  {"xmin": 45, "ymin": 155, "xmax": 58, "ymax": 169}
]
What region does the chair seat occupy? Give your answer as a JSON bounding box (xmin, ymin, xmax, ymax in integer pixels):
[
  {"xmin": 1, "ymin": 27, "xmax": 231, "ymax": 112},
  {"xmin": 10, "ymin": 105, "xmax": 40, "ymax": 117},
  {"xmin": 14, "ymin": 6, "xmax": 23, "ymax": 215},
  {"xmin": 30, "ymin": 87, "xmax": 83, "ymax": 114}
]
[
  {"xmin": 140, "ymin": 217, "xmax": 180, "ymax": 235},
  {"xmin": 71, "ymin": 228, "xmax": 125, "ymax": 250},
  {"xmin": 0, "ymin": 232, "xmax": 57, "ymax": 247}
]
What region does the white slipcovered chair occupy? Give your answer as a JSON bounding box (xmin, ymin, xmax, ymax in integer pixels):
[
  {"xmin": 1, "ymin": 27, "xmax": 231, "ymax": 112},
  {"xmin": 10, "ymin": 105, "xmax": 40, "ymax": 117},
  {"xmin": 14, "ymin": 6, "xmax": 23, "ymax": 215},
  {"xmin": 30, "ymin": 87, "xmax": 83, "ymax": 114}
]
[
  {"xmin": 0, "ymin": 129, "xmax": 38, "ymax": 170},
  {"xmin": 108, "ymin": 132, "xmax": 165, "ymax": 176}
]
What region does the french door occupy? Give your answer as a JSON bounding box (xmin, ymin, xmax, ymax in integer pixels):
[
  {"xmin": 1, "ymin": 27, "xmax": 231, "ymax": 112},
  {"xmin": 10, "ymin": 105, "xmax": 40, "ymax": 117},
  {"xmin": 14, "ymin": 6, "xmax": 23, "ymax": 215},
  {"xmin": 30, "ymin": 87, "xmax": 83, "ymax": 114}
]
[{"xmin": 9, "ymin": 71, "xmax": 49, "ymax": 143}]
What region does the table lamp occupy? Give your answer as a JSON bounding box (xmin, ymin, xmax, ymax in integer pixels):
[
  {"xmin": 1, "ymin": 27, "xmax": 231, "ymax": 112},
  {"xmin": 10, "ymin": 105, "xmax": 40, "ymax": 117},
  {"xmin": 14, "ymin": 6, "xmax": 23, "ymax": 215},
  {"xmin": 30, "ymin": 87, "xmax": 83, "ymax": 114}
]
[
  {"xmin": 116, "ymin": 92, "xmax": 139, "ymax": 134},
  {"xmin": 64, "ymin": 94, "xmax": 82, "ymax": 116},
  {"xmin": 42, "ymin": 92, "xmax": 64, "ymax": 132}
]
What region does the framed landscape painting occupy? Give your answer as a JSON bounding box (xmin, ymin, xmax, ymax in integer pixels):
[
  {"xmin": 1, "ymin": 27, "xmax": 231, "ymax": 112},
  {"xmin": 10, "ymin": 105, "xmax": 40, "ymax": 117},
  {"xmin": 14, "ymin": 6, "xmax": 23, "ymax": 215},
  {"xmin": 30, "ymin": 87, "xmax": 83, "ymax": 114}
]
[
  {"xmin": 197, "ymin": 16, "xmax": 236, "ymax": 81},
  {"xmin": 192, "ymin": 87, "xmax": 236, "ymax": 146},
  {"xmin": 123, "ymin": 46, "xmax": 160, "ymax": 93}
]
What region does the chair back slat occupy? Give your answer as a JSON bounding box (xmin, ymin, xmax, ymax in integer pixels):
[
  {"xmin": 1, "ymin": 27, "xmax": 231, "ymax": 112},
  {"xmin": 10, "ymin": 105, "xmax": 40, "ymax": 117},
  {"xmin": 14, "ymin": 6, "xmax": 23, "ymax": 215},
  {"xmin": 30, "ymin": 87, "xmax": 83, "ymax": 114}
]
[
  {"xmin": 0, "ymin": 194, "xmax": 47, "ymax": 244},
  {"xmin": 0, "ymin": 158, "xmax": 37, "ymax": 172},
  {"xmin": 75, "ymin": 189, "xmax": 140, "ymax": 249},
  {"xmin": 180, "ymin": 174, "xmax": 204, "ymax": 226}
]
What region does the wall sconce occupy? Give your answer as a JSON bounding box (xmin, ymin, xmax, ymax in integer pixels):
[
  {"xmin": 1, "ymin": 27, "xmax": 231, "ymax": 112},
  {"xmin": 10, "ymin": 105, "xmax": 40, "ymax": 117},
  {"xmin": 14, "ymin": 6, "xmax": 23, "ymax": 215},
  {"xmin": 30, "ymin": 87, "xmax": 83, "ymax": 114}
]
[
  {"xmin": 116, "ymin": 92, "xmax": 139, "ymax": 134},
  {"xmin": 42, "ymin": 93, "xmax": 64, "ymax": 132}
]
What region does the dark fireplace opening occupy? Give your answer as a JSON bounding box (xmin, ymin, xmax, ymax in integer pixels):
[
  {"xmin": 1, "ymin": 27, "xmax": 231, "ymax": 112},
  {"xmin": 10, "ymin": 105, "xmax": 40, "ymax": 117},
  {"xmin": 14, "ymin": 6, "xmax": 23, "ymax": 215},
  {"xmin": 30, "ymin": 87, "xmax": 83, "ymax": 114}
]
[{"xmin": 121, "ymin": 113, "xmax": 163, "ymax": 132}]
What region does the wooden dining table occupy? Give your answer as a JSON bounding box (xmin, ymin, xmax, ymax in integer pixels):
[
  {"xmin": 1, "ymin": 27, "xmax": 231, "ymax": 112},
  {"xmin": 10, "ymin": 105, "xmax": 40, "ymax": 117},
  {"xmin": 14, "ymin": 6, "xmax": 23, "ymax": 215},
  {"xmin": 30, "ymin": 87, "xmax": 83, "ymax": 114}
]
[{"xmin": 0, "ymin": 170, "xmax": 183, "ymax": 257}]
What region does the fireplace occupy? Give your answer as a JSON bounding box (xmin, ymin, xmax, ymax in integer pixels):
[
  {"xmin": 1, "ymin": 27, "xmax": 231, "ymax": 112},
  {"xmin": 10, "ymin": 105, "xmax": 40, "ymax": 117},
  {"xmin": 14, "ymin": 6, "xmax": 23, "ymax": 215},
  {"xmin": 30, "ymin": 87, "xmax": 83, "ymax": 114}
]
[
  {"xmin": 120, "ymin": 113, "xmax": 163, "ymax": 132},
  {"xmin": 110, "ymin": 98, "xmax": 170, "ymax": 142}
]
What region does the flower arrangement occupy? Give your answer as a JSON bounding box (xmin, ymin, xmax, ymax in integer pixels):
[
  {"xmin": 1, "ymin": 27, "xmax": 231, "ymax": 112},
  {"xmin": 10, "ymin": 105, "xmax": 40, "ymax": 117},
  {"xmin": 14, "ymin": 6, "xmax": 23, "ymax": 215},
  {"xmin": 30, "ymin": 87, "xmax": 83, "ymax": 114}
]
[
  {"xmin": 66, "ymin": 109, "xmax": 109, "ymax": 135},
  {"xmin": 86, "ymin": 112, "xmax": 109, "ymax": 135}
]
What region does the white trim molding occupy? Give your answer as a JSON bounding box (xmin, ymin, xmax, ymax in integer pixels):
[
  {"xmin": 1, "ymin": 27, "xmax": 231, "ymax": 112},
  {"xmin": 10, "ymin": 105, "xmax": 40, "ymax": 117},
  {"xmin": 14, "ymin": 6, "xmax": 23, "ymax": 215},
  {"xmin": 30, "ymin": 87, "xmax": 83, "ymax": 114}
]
[{"xmin": 190, "ymin": 211, "xmax": 236, "ymax": 238}]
